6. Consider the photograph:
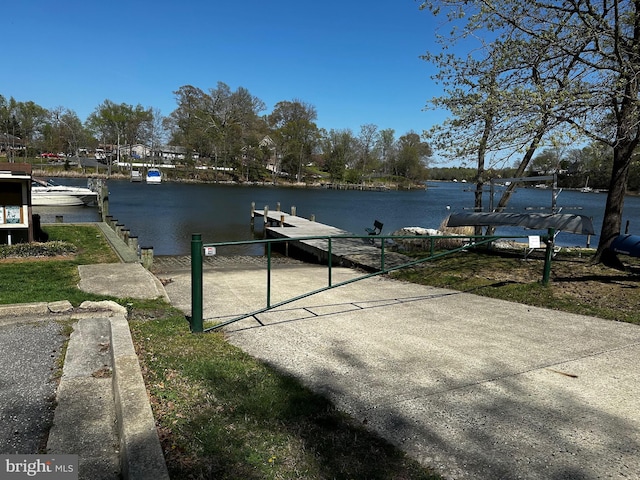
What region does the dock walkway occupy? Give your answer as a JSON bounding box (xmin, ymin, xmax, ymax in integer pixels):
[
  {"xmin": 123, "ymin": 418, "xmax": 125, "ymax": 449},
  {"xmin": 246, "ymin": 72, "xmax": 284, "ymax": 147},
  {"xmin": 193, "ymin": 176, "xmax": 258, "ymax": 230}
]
[{"xmin": 252, "ymin": 208, "xmax": 414, "ymax": 271}]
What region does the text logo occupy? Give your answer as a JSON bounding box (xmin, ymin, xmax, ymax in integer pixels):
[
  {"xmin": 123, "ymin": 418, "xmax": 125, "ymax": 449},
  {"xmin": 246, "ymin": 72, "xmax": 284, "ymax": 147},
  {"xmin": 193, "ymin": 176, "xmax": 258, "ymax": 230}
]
[{"xmin": 0, "ymin": 456, "xmax": 78, "ymax": 479}]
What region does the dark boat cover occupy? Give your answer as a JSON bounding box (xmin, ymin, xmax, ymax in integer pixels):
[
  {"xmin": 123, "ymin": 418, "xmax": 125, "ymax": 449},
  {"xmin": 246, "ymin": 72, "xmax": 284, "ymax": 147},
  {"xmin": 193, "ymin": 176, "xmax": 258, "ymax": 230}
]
[
  {"xmin": 447, "ymin": 212, "xmax": 595, "ymax": 235},
  {"xmin": 610, "ymin": 234, "xmax": 640, "ymax": 257}
]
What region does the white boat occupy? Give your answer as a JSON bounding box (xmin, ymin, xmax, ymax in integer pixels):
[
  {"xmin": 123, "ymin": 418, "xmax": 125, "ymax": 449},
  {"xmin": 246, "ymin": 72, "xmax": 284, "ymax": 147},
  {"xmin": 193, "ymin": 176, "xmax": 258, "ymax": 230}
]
[
  {"xmin": 31, "ymin": 178, "xmax": 98, "ymax": 206},
  {"xmin": 580, "ymin": 176, "xmax": 593, "ymax": 193},
  {"xmin": 146, "ymin": 167, "xmax": 162, "ymax": 184}
]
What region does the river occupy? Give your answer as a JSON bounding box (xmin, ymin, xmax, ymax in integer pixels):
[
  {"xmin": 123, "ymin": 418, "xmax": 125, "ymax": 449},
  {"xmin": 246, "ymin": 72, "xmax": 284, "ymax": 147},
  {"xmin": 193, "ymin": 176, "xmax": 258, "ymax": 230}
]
[{"xmin": 32, "ymin": 178, "xmax": 640, "ymax": 256}]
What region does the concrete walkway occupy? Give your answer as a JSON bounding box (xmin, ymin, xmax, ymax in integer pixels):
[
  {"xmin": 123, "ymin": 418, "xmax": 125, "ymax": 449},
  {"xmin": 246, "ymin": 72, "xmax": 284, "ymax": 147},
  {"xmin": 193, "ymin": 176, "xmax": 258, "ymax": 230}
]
[{"xmin": 156, "ymin": 257, "xmax": 640, "ymax": 480}]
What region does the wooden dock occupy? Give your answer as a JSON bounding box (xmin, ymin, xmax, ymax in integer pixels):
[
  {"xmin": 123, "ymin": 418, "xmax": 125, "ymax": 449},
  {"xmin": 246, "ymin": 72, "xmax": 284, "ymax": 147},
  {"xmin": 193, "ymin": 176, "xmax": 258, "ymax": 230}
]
[{"xmin": 251, "ymin": 206, "xmax": 413, "ymax": 272}]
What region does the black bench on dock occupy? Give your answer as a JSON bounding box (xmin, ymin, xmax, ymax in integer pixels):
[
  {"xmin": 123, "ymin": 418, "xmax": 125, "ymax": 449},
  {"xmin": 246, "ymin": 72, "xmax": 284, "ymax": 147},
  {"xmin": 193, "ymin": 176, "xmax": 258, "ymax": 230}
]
[{"xmin": 365, "ymin": 220, "xmax": 383, "ymax": 243}]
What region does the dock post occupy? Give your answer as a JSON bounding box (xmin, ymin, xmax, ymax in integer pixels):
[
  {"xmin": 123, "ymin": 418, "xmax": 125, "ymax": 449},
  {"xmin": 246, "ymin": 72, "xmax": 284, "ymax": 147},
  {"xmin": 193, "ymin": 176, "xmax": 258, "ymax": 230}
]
[
  {"xmin": 310, "ymin": 214, "xmax": 315, "ymax": 222},
  {"xmin": 191, "ymin": 233, "xmax": 203, "ymax": 333},
  {"xmin": 100, "ymin": 180, "xmax": 109, "ymax": 220},
  {"xmin": 280, "ymin": 215, "xmax": 284, "ymax": 227},
  {"xmin": 128, "ymin": 235, "xmax": 139, "ymax": 254},
  {"xmin": 250, "ymin": 202, "xmax": 255, "ymax": 230},
  {"xmin": 264, "ymin": 206, "xmax": 269, "ymax": 225},
  {"xmin": 291, "ymin": 206, "xmax": 296, "ymax": 217},
  {"xmin": 276, "ymin": 202, "xmax": 281, "ymax": 212},
  {"xmin": 141, "ymin": 247, "xmax": 153, "ymax": 268}
]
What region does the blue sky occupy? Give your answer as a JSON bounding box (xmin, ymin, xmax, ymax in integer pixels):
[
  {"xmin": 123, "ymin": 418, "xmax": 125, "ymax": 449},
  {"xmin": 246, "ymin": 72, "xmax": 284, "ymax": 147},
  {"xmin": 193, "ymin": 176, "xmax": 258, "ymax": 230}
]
[{"xmin": 6, "ymin": 1, "xmax": 446, "ymax": 136}]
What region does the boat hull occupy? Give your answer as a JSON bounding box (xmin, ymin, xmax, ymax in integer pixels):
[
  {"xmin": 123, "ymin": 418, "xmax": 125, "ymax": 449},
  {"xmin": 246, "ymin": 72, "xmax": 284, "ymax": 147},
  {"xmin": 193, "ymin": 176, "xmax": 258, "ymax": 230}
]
[
  {"xmin": 32, "ymin": 179, "xmax": 98, "ymax": 206},
  {"xmin": 32, "ymin": 193, "xmax": 97, "ymax": 206},
  {"xmin": 146, "ymin": 168, "xmax": 162, "ymax": 184}
]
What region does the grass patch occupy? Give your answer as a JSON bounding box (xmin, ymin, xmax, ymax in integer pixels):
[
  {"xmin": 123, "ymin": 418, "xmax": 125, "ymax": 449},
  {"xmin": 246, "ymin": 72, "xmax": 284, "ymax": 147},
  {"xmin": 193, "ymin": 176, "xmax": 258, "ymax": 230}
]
[
  {"xmin": 128, "ymin": 305, "xmax": 441, "ymax": 480},
  {"xmin": 0, "ymin": 224, "xmax": 119, "ymax": 305},
  {"xmin": 392, "ymin": 247, "xmax": 640, "ymax": 324}
]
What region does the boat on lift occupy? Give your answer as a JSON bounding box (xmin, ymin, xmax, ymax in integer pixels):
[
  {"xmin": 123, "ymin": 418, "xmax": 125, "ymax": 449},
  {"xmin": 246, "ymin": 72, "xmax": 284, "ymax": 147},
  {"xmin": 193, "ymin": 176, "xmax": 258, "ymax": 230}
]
[{"xmin": 146, "ymin": 167, "xmax": 162, "ymax": 184}]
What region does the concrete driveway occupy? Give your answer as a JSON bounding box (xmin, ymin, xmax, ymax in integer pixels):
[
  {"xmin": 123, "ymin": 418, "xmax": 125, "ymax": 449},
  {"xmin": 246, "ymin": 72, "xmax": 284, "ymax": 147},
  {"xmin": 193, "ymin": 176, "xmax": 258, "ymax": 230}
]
[{"xmin": 159, "ymin": 259, "xmax": 640, "ymax": 480}]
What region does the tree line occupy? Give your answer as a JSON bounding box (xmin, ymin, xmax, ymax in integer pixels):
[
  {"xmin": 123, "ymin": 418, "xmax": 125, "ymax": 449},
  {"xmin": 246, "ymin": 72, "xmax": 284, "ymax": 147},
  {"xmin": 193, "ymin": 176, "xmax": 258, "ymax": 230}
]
[
  {"xmin": 420, "ymin": 0, "xmax": 640, "ymax": 263},
  {"xmin": 0, "ymin": 85, "xmax": 431, "ymax": 185},
  {"xmin": 431, "ymin": 143, "xmax": 640, "ymax": 193}
]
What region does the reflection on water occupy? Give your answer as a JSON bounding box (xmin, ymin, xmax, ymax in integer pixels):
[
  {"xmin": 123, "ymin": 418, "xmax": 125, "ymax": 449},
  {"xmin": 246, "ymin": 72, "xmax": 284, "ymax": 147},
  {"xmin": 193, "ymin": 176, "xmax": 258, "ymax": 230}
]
[{"xmin": 34, "ymin": 178, "xmax": 640, "ymax": 255}]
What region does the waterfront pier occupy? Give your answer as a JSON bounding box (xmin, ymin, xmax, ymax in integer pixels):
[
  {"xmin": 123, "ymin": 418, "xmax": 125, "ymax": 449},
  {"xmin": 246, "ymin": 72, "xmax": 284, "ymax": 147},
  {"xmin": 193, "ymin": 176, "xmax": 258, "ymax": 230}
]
[{"xmin": 251, "ymin": 203, "xmax": 413, "ymax": 271}]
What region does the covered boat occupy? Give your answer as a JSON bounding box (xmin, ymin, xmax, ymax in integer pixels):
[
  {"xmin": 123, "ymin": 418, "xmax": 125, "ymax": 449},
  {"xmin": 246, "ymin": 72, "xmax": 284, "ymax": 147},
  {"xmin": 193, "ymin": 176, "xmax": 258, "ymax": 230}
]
[
  {"xmin": 146, "ymin": 168, "xmax": 162, "ymax": 184},
  {"xmin": 447, "ymin": 212, "xmax": 595, "ymax": 235}
]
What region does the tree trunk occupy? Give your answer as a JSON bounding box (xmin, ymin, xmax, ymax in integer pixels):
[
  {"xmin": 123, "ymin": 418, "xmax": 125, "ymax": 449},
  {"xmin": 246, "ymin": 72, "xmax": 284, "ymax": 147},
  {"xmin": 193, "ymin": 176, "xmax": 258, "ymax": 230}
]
[
  {"xmin": 594, "ymin": 66, "xmax": 640, "ymax": 263},
  {"xmin": 474, "ymin": 114, "xmax": 492, "ymax": 235},
  {"xmin": 593, "ymin": 142, "xmax": 634, "ymax": 262}
]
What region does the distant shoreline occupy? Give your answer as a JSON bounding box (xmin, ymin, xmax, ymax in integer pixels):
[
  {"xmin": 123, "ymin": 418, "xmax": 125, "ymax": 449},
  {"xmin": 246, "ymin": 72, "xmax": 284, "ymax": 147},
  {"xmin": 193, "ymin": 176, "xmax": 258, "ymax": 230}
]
[{"xmin": 31, "ymin": 167, "xmax": 427, "ymax": 190}]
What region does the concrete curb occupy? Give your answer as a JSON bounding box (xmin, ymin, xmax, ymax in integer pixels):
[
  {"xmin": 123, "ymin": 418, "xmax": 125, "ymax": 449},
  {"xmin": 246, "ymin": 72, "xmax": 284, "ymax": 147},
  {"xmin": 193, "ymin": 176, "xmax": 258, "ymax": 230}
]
[
  {"xmin": 110, "ymin": 314, "xmax": 169, "ymax": 480},
  {"xmin": 0, "ymin": 301, "xmax": 68, "ymax": 318},
  {"xmin": 44, "ymin": 306, "xmax": 169, "ymax": 479}
]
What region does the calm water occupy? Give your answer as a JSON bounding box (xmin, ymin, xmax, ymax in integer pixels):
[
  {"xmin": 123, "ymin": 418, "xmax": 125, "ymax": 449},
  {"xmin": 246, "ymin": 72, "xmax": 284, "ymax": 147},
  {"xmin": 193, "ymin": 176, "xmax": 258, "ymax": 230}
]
[{"xmin": 32, "ymin": 178, "xmax": 640, "ymax": 255}]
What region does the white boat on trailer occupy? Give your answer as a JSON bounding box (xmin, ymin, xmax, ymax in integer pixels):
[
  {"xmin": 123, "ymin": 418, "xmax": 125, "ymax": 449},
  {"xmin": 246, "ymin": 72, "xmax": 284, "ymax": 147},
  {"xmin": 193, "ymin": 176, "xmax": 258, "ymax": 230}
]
[{"xmin": 31, "ymin": 178, "xmax": 98, "ymax": 206}]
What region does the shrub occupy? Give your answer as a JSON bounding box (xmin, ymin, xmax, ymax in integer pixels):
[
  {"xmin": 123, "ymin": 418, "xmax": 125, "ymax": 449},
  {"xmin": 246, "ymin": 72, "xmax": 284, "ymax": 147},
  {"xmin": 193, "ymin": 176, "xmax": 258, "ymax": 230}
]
[{"xmin": 0, "ymin": 241, "xmax": 77, "ymax": 259}]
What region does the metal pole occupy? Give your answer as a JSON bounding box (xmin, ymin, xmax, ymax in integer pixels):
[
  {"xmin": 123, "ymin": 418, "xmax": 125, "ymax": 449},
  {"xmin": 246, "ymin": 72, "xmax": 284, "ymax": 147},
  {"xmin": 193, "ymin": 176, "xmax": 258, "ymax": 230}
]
[
  {"xmin": 191, "ymin": 233, "xmax": 203, "ymax": 333},
  {"xmin": 328, "ymin": 237, "xmax": 332, "ymax": 287},
  {"xmin": 267, "ymin": 241, "xmax": 272, "ymax": 308},
  {"xmin": 380, "ymin": 236, "xmax": 385, "ymax": 272},
  {"xmin": 542, "ymin": 228, "xmax": 555, "ymax": 286}
]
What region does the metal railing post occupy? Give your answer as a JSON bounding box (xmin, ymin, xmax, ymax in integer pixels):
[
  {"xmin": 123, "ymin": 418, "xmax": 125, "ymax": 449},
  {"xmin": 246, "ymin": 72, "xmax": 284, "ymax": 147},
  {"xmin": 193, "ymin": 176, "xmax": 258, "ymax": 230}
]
[
  {"xmin": 267, "ymin": 241, "xmax": 272, "ymax": 308},
  {"xmin": 191, "ymin": 233, "xmax": 204, "ymax": 333},
  {"xmin": 380, "ymin": 235, "xmax": 385, "ymax": 271},
  {"xmin": 542, "ymin": 228, "xmax": 555, "ymax": 286},
  {"xmin": 328, "ymin": 237, "xmax": 332, "ymax": 287}
]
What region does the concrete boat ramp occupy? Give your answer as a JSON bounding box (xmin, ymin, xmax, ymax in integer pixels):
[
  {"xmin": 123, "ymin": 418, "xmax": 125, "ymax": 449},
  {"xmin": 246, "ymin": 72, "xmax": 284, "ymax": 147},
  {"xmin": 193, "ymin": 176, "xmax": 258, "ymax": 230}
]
[
  {"xmin": 156, "ymin": 256, "xmax": 640, "ymax": 480},
  {"xmin": 252, "ymin": 206, "xmax": 414, "ymax": 271}
]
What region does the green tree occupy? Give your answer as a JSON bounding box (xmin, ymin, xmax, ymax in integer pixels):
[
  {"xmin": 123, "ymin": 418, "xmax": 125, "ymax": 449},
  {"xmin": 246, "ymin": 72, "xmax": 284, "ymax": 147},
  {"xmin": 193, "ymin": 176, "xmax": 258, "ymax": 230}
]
[
  {"xmin": 268, "ymin": 100, "xmax": 319, "ymax": 182},
  {"xmin": 320, "ymin": 128, "xmax": 358, "ymax": 182},
  {"xmin": 395, "ymin": 132, "xmax": 432, "ymax": 182},
  {"xmin": 12, "ymin": 100, "xmax": 48, "ymax": 158},
  {"xmin": 168, "ymin": 85, "xmax": 209, "ymax": 161},
  {"xmin": 0, "ymin": 96, "xmax": 21, "ymax": 160},
  {"xmin": 420, "ymin": 0, "xmax": 640, "ymax": 263},
  {"xmin": 86, "ymin": 100, "xmax": 152, "ymax": 174},
  {"xmin": 169, "ymin": 83, "xmax": 266, "ymax": 179}
]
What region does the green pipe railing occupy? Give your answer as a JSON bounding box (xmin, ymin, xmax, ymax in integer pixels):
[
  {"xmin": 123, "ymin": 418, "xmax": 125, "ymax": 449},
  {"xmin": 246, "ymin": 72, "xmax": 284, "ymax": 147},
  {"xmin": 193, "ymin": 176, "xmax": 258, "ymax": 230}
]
[{"xmin": 188, "ymin": 232, "xmax": 554, "ymax": 333}]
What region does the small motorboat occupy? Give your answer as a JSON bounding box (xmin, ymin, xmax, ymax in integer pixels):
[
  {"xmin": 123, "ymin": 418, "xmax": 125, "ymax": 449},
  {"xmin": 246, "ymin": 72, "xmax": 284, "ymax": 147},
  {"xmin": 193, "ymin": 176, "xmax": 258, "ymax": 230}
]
[
  {"xmin": 146, "ymin": 167, "xmax": 162, "ymax": 184},
  {"xmin": 31, "ymin": 178, "xmax": 98, "ymax": 206}
]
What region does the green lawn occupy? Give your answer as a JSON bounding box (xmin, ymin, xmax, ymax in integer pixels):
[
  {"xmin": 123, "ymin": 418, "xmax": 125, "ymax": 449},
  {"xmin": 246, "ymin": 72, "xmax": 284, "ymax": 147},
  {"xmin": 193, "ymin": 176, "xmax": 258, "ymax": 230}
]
[{"xmin": 0, "ymin": 224, "xmax": 118, "ymax": 305}]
